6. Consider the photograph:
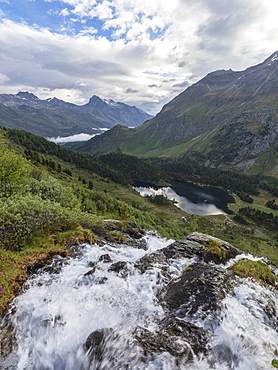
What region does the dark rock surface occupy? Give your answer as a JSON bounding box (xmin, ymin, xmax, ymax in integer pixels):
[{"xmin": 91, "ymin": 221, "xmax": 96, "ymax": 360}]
[
  {"xmin": 84, "ymin": 328, "xmax": 113, "ymax": 362},
  {"xmin": 99, "ymin": 254, "xmax": 112, "ymax": 263},
  {"xmin": 163, "ymin": 232, "xmax": 242, "ymax": 264},
  {"xmin": 134, "ymin": 327, "xmax": 193, "ymax": 360},
  {"xmin": 162, "ymin": 317, "xmax": 209, "ymax": 354},
  {"xmin": 161, "ymin": 263, "xmax": 237, "ymax": 319},
  {"xmin": 134, "ymin": 232, "xmax": 241, "ymax": 359}
]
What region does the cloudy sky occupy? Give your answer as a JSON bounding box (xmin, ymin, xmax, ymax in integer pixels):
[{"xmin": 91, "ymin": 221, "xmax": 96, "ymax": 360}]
[{"xmin": 0, "ymin": 0, "xmax": 277, "ymax": 115}]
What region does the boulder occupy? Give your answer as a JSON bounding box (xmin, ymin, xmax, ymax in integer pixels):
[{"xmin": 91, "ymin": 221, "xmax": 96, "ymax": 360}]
[
  {"xmin": 161, "ymin": 263, "xmax": 237, "ymax": 319},
  {"xmin": 84, "ymin": 328, "xmax": 113, "ymax": 362},
  {"xmin": 163, "ymin": 232, "xmax": 241, "ymax": 264},
  {"xmin": 162, "ymin": 317, "xmax": 209, "ymax": 355},
  {"xmin": 134, "ymin": 327, "xmax": 193, "ymax": 360},
  {"xmin": 108, "ymin": 261, "xmax": 129, "ymax": 277},
  {"xmin": 99, "ymin": 254, "xmax": 112, "ymax": 263}
]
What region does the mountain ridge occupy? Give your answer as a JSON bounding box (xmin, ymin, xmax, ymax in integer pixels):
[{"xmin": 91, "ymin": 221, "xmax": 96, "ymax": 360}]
[
  {"xmin": 71, "ymin": 51, "xmax": 278, "ymax": 178},
  {"xmin": 0, "ymin": 92, "xmax": 152, "ymax": 137}
]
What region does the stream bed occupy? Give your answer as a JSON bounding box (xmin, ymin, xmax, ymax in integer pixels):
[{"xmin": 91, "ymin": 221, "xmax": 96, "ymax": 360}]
[{"xmin": 1, "ymin": 232, "xmax": 278, "ymax": 369}]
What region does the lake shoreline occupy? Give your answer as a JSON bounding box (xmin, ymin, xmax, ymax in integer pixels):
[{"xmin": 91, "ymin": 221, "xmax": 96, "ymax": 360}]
[{"xmin": 133, "ymin": 180, "xmax": 235, "ymax": 216}]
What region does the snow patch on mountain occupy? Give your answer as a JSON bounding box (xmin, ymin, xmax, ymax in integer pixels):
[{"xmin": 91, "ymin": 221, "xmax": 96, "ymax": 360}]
[
  {"xmin": 271, "ymin": 51, "xmax": 278, "ymax": 61},
  {"xmin": 103, "ymin": 98, "xmax": 119, "ymax": 107}
]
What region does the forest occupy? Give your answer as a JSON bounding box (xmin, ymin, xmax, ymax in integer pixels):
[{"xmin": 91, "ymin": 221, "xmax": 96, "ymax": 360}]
[{"xmin": 6, "ymin": 128, "xmax": 278, "ymax": 202}]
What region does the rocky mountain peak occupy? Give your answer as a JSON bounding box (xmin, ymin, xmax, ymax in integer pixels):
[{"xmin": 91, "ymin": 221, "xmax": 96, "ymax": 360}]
[
  {"xmin": 16, "ymin": 91, "xmax": 39, "ymax": 100},
  {"xmin": 266, "ymin": 50, "xmax": 278, "ymax": 63},
  {"xmin": 75, "ymin": 51, "xmax": 278, "ymax": 178},
  {"xmin": 0, "ymin": 91, "xmax": 152, "ymax": 136}
]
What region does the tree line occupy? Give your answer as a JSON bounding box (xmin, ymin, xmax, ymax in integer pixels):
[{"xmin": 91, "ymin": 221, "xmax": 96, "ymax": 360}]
[{"xmin": 6, "ymin": 128, "xmax": 278, "ymax": 201}]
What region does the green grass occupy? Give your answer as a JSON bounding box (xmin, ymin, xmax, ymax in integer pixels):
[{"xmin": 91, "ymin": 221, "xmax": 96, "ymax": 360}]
[{"xmin": 228, "ymin": 259, "xmax": 276, "ymax": 286}]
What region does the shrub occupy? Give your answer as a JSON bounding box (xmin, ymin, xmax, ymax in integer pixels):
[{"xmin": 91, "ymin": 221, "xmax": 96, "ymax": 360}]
[
  {"xmin": 0, "ymin": 195, "xmax": 79, "ymax": 251},
  {"xmin": 0, "ymin": 148, "xmax": 30, "ymax": 197},
  {"xmin": 147, "ymin": 194, "xmax": 173, "ymax": 206},
  {"xmin": 26, "ymin": 175, "xmax": 80, "ymax": 209}
]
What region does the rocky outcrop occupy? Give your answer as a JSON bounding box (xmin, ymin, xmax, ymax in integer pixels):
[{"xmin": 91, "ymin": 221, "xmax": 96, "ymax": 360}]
[
  {"xmin": 134, "ymin": 232, "xmax": 242, "ymax": 360},
  {"xmin": 161, "ymin": 263, "xmax": 237, "ymax": 318},
  {"xmin": 135, "ymin": 232, "xmax": 241, "ymax": 276},
  {"xmin": 164, "ymin": 232, "xmax": 241, "ymax": 264},
  {"xmin": 95, "ymin": 220, "xmax": 146, "ymax": 248}
]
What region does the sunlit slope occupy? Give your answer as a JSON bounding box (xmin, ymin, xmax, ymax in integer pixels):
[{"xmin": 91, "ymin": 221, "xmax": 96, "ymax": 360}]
[{"xmin": 72, "ymin": 51, "xmax": 278, "ymax": 177}]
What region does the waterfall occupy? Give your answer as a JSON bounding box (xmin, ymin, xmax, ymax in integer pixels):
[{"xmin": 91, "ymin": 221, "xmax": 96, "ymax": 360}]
[{"xmin": 1, "ymin": 232, "xmax": 278, "ymax": 369}]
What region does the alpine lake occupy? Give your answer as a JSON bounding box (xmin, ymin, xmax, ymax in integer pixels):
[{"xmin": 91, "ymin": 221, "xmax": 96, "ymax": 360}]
[{"xmin": 133, "ymin": 181, "xmax": 235, "ymax": 216}]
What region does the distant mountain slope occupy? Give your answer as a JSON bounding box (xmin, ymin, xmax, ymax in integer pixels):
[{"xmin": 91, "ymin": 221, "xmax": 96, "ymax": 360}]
[
  {"xmin": 0, "ymin": 92, "xmax": 152, "ymax": 137},
  {"xmin": 73, "ymin": 51, "xmax": 278, "ymax": 177}
]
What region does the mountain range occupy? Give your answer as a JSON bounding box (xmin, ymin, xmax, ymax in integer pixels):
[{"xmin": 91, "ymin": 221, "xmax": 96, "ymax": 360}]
[
  {"xmin": 68, "ymin": 51, "xmax": 278, "ymax": 178},
  {"xmin": 0, "ymin": 92, "xmax": 152, "ymax": 137}
]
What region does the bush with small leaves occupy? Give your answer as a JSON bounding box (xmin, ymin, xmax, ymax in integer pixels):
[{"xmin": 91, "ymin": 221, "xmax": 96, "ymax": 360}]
[
  {"xmin": 0, "ymin": 148, "xmax": 30, "ymax": 197},
  {"xmin": 0, "ymin": 195, "xmax": 79, "ymax": 251}
]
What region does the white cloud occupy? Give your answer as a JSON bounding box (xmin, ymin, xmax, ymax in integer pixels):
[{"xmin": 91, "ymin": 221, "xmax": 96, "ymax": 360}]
[
  {"xmin": 0, "ymin": 73, "xmax": 9, "ymax": 84},
  {"xmin": 60, "ymin": 8, "xmax": 70, "ymax": 17},
  {"xmin": 48, "ymin": 133, "xmax": 97, "ymax": 143},
  {"xmin": 0, "ymin": 0, "xmax": 277, "ymax": 115}
]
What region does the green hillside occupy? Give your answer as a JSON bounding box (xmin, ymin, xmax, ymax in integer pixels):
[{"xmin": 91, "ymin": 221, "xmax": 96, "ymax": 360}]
[
  {"xmin": 69, "ymin": 52, "xmax": 278, "ymax": 178},
  {"xmin": 1, "ymin": 126, "xmax": 278, "ymax": 314}
]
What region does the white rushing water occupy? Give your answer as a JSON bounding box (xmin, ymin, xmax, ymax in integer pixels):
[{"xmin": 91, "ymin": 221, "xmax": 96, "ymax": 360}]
[{"xmin": 1, "ymin": 233, "xmax": 278, "ymax": 369}]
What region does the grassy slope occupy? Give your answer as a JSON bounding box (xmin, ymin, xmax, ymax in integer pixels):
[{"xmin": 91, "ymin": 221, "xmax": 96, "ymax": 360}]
[
  {"xmin": 1, "ymin": 127, "xmax": 278, "ymax": 313},
  {"xmin": 67, "ymin": 59, "xmax": 278, "ymax": 178}
]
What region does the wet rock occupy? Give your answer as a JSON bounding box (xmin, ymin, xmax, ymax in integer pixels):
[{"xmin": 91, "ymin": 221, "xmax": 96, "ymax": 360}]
[
  {"xmin": 135, "ymin": 250, "xmax": 168, "ymax": 275},
  {"xmin": 67, "ymin": 244, "xmax": 88, "ymax": 258},
  {"xmin": 0, "ymin": 320, "xmax": 14, "ymax": 362},
  {"xmin": 122, "ymin": 238, "xmax": 147, "ymax": 250},
  {"xmin": 26, "ymin": 251, "xmax": 67, "ymax": 274},
  {"xmin": 105, "ymin": 233, "xmax": 128, "ymax": 243},
  {"xmin": 84, "ymin": 266, "xmax": 97, "ymax": 276},
  {"xmin": 161, "ymin": 263, "xmax": 237, "ymax": 319},
  {"xmin": 88, "ymin": 261, "xmax": 97, "ymax": 268},
  {"xmin": 108, "ymin": 261, "xmax": 127, "ymax": 273},
  {"xmin": 135, "ymin": 232, "xmax": 242, "ymax": 282},
  {"xmin": 39, "ymin": 265, "xmax": 62, "ymax": 274},
  {"xmin": 94, "ymin": 277, "xmax": 108, "ymax": 285},
  {"xmin": 108, "ymin": 261, "xmax": 129, "ymax": 277},
  {"xmin": 99, "ymin": 254, "xmax": 112, "ymax": 263},
  {"xmin": 134, "ymin": 327, "xmax": 193, "ymax": 360},
  {"xmin": 123, "ymin": 221, "xmax": 146, "ymax": 239},
  {"xmin": 84, "ymin": 328, "xmax": 113, "ymax": 362},
  {"xmin": 162, "ymin": 317, "xmax": 209, "ymax": 355},
  {"xmin": 187, "ymin": 232, "xmax": 242, "ymax": 262},
  {"xmin": 163, "ymin": 232, "xmax": 241, "ymax": 264}
]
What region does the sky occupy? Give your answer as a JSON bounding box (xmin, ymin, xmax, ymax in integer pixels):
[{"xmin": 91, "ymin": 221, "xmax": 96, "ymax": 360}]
[{"xmin": 0, "ymin": 0, "xmax": 277, "ymax": 115}]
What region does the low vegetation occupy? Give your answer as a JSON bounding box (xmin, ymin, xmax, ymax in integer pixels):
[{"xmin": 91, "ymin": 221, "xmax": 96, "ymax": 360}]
[
  {"xmin": 202, "ymin": 239, "xmax": 226, "ymax": 260},
  {"xmin": 228, "ymin": 259, "xmax": 276, "ymax": 286},
  {"xmin": 1, "ymin": 126, "xmax": 278, "ymax": 313}
]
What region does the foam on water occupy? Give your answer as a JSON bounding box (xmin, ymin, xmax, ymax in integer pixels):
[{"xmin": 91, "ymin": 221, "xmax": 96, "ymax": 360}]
[{"xmin": 1, "ymin": 232, "xmax": 278, "ymax": 369}]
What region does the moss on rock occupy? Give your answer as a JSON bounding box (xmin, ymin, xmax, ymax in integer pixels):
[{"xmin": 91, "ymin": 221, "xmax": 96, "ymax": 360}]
[
  {"xmin": 202, "ymin": 239, "xmax": 227, "ymax": 261},
  {"xmin": 228, "ymin": 259, "xmax": 276, "ymax": 286}
]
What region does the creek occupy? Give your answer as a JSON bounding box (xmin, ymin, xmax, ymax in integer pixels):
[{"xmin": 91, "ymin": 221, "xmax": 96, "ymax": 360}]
[
  {"xmin": 1, "ymin": 232, "xmax": 278, "ymax": 369},
  {"xmin": 133, "ymin": 181, "xmax": 234, "ymax": 215}
]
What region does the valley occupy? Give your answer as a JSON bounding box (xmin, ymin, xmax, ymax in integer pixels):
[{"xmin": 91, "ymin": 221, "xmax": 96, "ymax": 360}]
[
  {"xmin": 1, "ymin": 51, "xmax": 278, "ymax": 369},
  {"xmin": 68, "ymin": 51, "xmax": 278, "ymax": 178},
  {"xmin": 1, "ymin": 124, "xmax": 278, "ymax": 316}
]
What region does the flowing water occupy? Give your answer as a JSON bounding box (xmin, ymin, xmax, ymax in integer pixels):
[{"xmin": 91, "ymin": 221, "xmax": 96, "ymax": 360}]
[{"xmin": 1, "ymin": 233, "xmax": 278, "ymax": 369}]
